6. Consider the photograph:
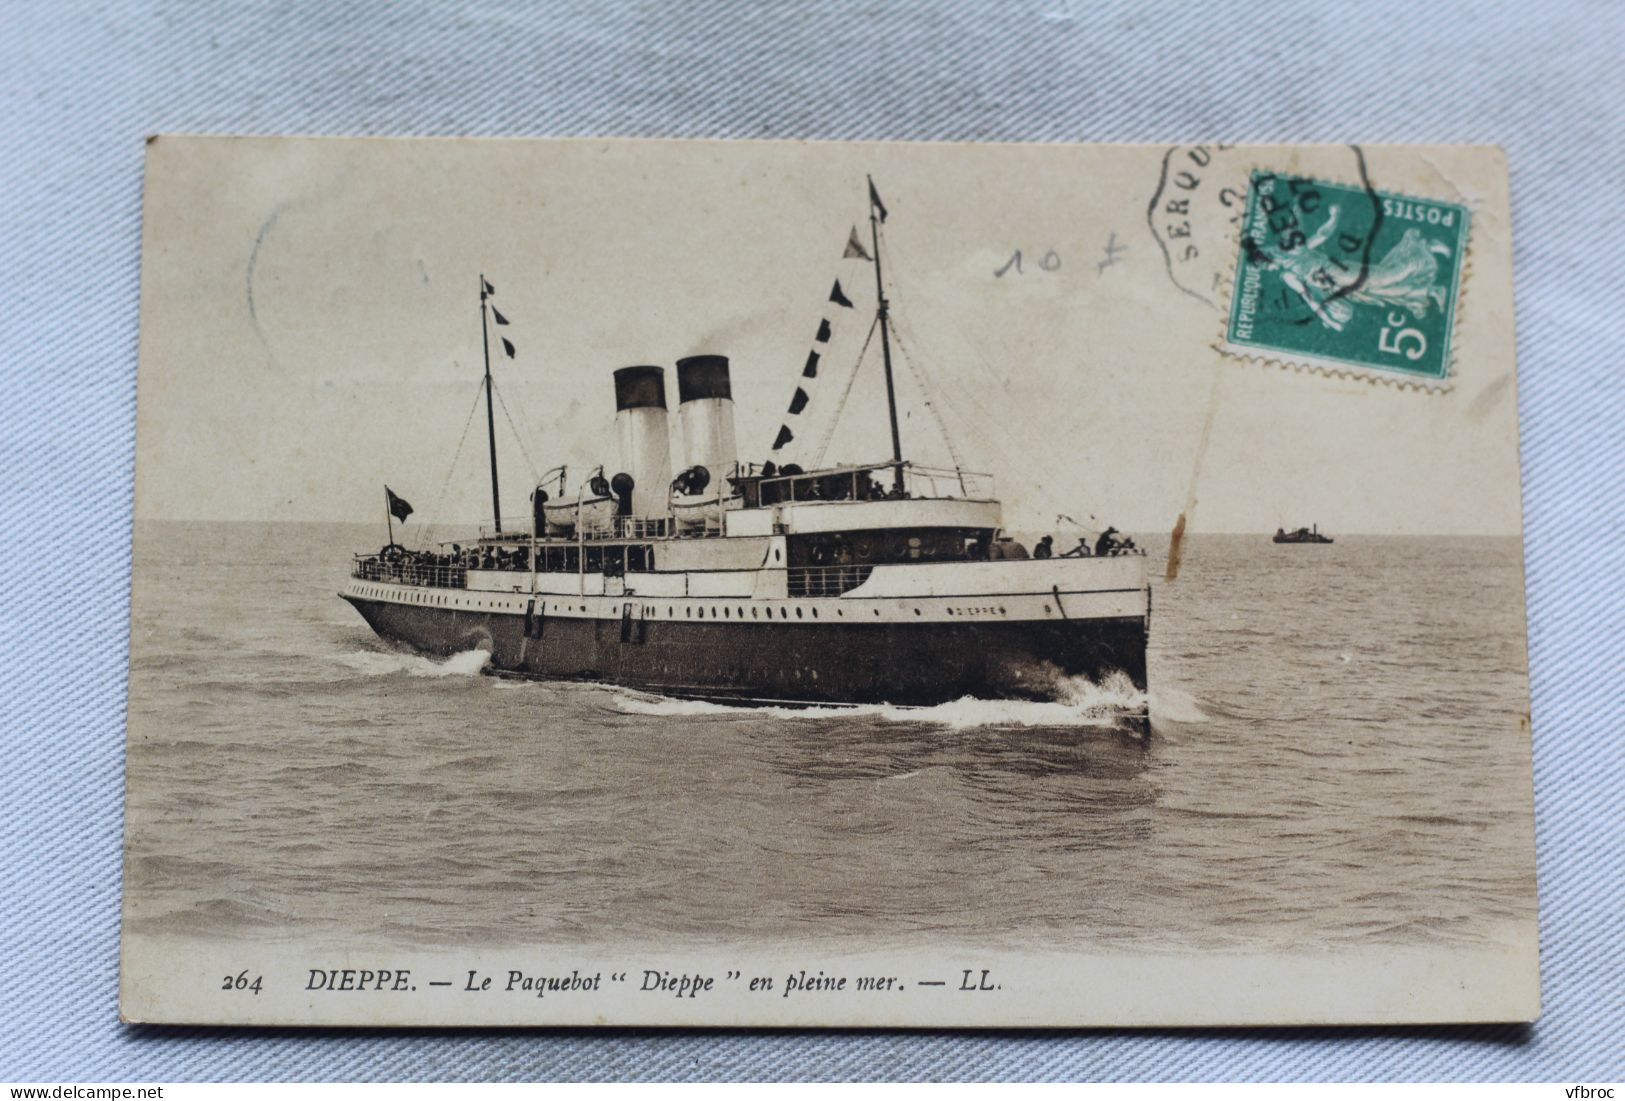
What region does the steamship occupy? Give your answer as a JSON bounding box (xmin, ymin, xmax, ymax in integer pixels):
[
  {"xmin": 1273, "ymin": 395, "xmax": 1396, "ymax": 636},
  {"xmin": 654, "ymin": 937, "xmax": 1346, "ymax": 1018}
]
[{"xmin": 341, "ymin": 181, "xmax": 1151, "ymax": 708}]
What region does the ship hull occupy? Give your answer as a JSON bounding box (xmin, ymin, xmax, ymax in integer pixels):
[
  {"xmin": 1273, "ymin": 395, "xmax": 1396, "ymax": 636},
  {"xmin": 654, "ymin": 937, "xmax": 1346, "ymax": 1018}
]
[{"xmin": 341, "ymin": 595, "xmax": 1147, "ymax": 707}]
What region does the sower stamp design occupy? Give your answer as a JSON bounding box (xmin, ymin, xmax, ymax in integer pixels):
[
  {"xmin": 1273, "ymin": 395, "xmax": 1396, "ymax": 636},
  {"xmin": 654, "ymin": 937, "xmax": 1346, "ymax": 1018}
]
[{"xmin": 1226, "ymin": 171, "xmax": 1469, "ymax": 383}]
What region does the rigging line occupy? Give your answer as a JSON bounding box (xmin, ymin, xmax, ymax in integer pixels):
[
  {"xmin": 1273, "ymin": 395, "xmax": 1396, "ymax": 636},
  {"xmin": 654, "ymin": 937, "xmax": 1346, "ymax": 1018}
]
[
  {"xmin": 811, "ymin": 315, "xmax": 881, "ymax": 468},
  {"xmin": 893, "ymin": 302, "xmax": 1060, "ymax": 507},
  {"xmin": 886, "ymin": 316, "xmax": 964, "ymax": 471},
  {"xmin": 493, "ymin": 380, "xmax": 541, "ymax": 484},
  {"xmin": 771, "ymin": 237, "xmax": 868, "ymax": 448},
  {"xmin": 879, "ymin": 232, "xmax": 1075, "ymax": 511},
  {"xmin": 500, "ymin": 363, "xmax": 547, "ymax": 479},
  {"xmin": 886, "ymin": 302, "xmax": 978, "ymax": 469},
  {"xmin": 415, "ymin": 377, "xmax": 487, "ymax": 550}
]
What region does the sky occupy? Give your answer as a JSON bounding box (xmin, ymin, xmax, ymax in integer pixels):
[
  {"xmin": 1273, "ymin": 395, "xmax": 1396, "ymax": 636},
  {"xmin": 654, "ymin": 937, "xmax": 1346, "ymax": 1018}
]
[{"xmin": 133, "ymin": 137, "xmax": 1524, "ymax": 536}]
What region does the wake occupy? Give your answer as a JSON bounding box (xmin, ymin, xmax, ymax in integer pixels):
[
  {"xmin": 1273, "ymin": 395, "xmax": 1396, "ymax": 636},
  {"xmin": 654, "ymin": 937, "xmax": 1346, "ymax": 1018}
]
[
  {"xmin": 330, "ymin": 648, "xmax": 1209, "ymax": 726},
  {"xmin": 335, "ymin": 648, "xmax": 491, "ymax": 678},
  {"xmin": 611, "ymin": 671, "xmax": 1202, "ymax": 731}
]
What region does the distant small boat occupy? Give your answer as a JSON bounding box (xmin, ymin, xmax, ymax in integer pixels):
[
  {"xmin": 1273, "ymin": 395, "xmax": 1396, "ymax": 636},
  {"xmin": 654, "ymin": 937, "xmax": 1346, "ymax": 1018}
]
[{"xmin": 1273, "ymin": 524, "xmax": 1333, "ymax": 544}]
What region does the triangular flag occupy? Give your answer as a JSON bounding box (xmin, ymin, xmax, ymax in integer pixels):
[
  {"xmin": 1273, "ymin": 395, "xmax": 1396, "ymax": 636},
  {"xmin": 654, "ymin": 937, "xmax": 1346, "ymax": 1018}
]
[
  {"xmin": 491, "ymin": 307, "xmax": 510, "ymax": 325},
  {"xmin": 501, "ymin": 337, "xmax": 516, "ymax": 358},
  {"xmin": 868, "ymin": 178, "xmax": 888, "ymax": 223},
  {"xmin": 772, "ymin": 425, "xmax": 794, "ymax": 450},
  {"xmin": 843, "ymin": 227, "xmax": 872, "ymax": 261},
  {"xmin": 483, "ymin": 279, "xmax": 495, "ymax": 295},
  {"xmin": 829, "ymin": 280, "xmax": 853, "ymax": 308},
  {"xmin": 815, "ymin": 319, "xmax": 831, "ymax": 343},
  {"xmin": 803, "ymin": 350, "xmax": 820, "ymax": 378},
  {"xmin": 788, "ymin": 387, "xmax": 810, "ymax": 415}
]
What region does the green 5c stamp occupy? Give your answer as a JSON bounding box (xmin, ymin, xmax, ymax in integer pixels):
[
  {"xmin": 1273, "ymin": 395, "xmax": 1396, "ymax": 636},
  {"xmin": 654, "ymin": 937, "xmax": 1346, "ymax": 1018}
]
[{"xmin": 1226, "ymin": 170, "xmax": 1469, "ymax": 383}]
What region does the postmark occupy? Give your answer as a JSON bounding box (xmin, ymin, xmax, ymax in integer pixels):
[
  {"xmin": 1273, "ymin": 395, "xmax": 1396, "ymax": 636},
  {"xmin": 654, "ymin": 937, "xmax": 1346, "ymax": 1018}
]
[
  {"xmin": 1224, "ymin": 170, "xmax": 1470, "ymax": 385},
  {"xmin": 1147, "ymin": 143, "xmax": 1249, "ymax": 308}
]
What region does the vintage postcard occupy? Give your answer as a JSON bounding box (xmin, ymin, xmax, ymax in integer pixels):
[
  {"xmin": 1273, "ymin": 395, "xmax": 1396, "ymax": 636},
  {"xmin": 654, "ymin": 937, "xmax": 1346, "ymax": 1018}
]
[{"xmin": 121, "ymin": 136, "xmax": 1537, "ymax": 1027}]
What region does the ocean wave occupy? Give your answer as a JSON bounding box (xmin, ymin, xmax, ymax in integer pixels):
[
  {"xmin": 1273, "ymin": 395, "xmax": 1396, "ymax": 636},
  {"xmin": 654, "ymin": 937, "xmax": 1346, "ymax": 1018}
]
[
  {"xmin": 1148, "ymin": 683, "xmax": 1208, "ymax": 723},
  {"xmin": 334, "ymin": 648, "xmax": 491, "ymax": 678}
]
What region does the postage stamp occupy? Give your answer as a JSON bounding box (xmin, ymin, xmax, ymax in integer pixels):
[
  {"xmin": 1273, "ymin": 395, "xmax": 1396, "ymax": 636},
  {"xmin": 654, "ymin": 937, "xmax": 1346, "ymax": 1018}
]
[{"xmin": 1224, "ymin": 170, "xmax": 1470, "ymax": 384}]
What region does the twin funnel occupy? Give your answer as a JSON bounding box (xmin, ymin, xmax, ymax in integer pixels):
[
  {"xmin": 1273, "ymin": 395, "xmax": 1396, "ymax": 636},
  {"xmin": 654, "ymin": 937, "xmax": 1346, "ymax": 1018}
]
[{"xmin": 610, "ymin": 356, "xmax": 737, "ymax": 518}]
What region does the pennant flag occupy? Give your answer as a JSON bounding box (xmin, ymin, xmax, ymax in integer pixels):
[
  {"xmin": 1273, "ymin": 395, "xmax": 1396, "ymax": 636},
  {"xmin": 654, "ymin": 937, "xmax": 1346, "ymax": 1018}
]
[
  {"xmin": 491, "ymin": 307, "xmax": 510, "ymax": 325},
  {"xmin": 815, "ymin": 319, "xmax": 831, "ymax": 343},
  {"xmin": 803, "ymin": 350, "xmax": 820, "ymax": 378},
  {"xmin": 483, "ymin": 279, "xmax": 496, "ymax": 295},
  {"xmin": 844, "ymin": 227, "xmax": 872, "ymax": 261},
  {"xmin": 788, "ymin": 387, "xmax": 810, "ymax": 415},
  {"xmin": 385, "ymin": 486, "xmax": 414, "ymax": 523},
  {"xmin": 772, "ymin": 425, "xmax": 794, "ymax": 450},
  {"xmin": 868, "ymin": 178, "xmax": 888, "ymax": 223},
  {"xmin": 501, "ymin": 338, "xmax": 516, "ymax": 358},
  {"xmin": 829, "ymin": 280, "xmax": 853, "ymax": 308}
]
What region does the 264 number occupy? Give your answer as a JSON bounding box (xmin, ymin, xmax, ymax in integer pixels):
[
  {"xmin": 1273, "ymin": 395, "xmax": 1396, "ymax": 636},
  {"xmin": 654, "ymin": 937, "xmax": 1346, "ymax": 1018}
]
[
  {"xmin": 1378, "ymin": 311, "xmax": 1426, "ymax": 360},
  {"xmin": 223, "ymin": 970, "xmax": 263, "ymax": 995}
]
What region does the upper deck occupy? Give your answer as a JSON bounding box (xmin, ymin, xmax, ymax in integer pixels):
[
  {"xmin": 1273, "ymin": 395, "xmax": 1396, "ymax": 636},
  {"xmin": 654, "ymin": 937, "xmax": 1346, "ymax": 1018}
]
[{"xmin": 480, "ymin": 460, "xmax": 1000, "ymax": 546}]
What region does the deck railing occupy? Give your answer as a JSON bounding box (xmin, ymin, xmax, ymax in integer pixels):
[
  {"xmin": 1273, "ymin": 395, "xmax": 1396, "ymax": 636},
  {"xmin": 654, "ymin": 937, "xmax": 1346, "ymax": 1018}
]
[
  {"xmin": 351, "ymin": 558, "xmax": 468, "ymax": 588},
  {"xmin": 744, "ymin": 460, "xmax": 995, "ymax": 505},
  {"xmin": 786, "ymin": 564, "xmax": 875, "ymax": 597}
]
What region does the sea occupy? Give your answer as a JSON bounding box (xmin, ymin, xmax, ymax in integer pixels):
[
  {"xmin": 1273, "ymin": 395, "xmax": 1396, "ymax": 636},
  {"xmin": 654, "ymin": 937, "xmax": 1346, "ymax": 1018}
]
[{"xmin": 123, "ymin": 521, "xmax": 1537, "ymax": 954}]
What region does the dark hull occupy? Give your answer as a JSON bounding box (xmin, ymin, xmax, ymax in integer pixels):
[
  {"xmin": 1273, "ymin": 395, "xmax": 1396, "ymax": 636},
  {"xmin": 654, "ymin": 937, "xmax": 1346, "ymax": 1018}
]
[{"xmin": 342, "ymin": 596, "xmax": 1147, "ymax": 707}]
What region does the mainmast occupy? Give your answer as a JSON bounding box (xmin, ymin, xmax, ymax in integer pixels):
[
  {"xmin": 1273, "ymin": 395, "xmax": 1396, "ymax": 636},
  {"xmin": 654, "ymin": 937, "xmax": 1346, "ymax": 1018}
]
[
  {"xmin": 479, "ymin": 274, "xmax": 502, "ymax": 535},
  {"xmin": 867, "ymin": 176, "xmax": 905, "ymax": 493}
]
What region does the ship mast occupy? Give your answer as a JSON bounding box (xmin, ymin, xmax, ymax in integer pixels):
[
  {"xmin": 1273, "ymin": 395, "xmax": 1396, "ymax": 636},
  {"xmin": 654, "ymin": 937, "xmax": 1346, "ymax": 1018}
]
[
  {"xmin": 867, "ymin": 175, "xmax": 905, "ymax": 493},
  {"xmin": 479, "ymin": 273, "xmax": 502, "ymax": 535}
]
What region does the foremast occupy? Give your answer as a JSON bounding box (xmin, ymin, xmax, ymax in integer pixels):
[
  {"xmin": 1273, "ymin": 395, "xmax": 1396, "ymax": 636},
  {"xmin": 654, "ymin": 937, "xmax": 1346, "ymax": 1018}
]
[
  {"xmin": 478, "ymin": 275, "xmax": 503, "ymax": 535},
  {"xmin": 867, "ymin": 176, "xmax": 906, "ymax": 493}
]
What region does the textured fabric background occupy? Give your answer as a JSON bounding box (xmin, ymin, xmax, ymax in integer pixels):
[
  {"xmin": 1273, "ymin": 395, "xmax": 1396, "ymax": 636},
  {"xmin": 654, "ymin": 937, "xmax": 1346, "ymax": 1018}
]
[{"xmin": 2, "ymin": 0, "xmax": 1621, "ymax": 1083}]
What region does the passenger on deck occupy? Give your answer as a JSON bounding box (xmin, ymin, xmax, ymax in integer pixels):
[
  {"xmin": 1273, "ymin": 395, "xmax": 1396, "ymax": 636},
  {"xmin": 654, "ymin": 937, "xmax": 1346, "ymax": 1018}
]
[
  {"xmin": 1060, "ymin": 537, "xmax": 1091, "ymax": 558},
  {"xmin": 1095, "ymin": 526, "xmax": 1120, "ymax": 557},
  {"xmin": 1033, "ymin": 535, "xmax": 1054, "ymax": 559}
]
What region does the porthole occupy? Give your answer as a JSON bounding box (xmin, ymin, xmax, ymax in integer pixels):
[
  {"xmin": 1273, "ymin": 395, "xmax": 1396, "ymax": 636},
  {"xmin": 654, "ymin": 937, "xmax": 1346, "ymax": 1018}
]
[
  {"xmin": 723, "ymin": 607, "xmax": 730, "ymax": 618},
  {"xmin": 811, "ymin": 608, "xmax": 818, "ymax": 619},
  {"xmin": 1043, "ymin": 604, "xmax": 1052, "ymax": 615},
  {"xmin": 795, "ymin": 607, "xmax": 803, "ymax": 619},
  {"xmin": 999, "ymin": 606, "xmax": 1007, "ymax": 615},
  {"xmin": 914, "ymin": 608, "xmax": 922, "ymax": 616},
  {"xmin": 873, "ymin": 609, "xmax": 881, "ymax": 616}
]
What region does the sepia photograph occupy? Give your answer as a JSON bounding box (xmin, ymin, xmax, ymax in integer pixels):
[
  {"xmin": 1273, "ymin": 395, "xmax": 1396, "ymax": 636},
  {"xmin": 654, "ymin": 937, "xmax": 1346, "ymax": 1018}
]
[{"xmin": 119, "ymin": 136, "xmax": 1537, "ymax": 1028}]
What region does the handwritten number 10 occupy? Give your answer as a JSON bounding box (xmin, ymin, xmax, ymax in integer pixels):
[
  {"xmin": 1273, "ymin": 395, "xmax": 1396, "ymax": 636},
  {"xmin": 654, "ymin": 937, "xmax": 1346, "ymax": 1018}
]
[{"xmin": 995, "ymin": 250, "xmax": 1061, "ymax": 277}]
